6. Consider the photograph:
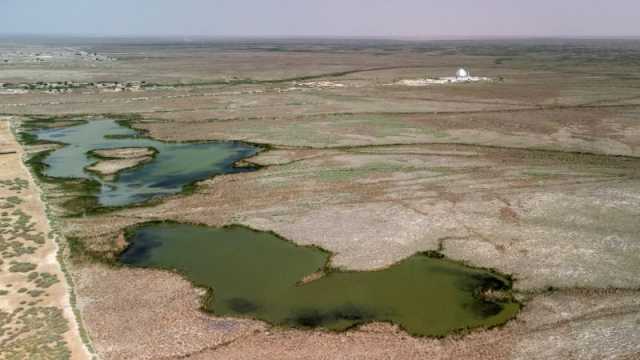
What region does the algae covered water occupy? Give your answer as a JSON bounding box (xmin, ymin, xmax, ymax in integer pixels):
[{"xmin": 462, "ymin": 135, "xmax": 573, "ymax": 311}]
[
  {"xmin": 121, "ymin": 223, "xmax": 520, "ymax": 336},
  {"xmin": 32, "ymin": 119, "xmax": 258, "ymax": 207}
]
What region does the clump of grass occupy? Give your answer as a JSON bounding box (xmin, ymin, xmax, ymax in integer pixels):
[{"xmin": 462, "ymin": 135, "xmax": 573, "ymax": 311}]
[
  {"xmin": 13, "ymin": 178, "xmax": 29, "ymax": 190},
  {"xmin": 23, "ymin": 232, "xmax": 46, "ymax": 245},
  {"xmin": 28, "ymin": 272, "xmax": 59, "ymax": 289},
  {"xmin": 27, "ymin": 290, "xmax": 45, "ymax": 298},
  {"xmin": 6, "ymin": 196, "xmax": 24, "ymax": 205},
  {"xmin": 9, "ymin": 262, "xmax": 37, "ymax": 273},
  {"xmin": 0, "ymin": 178, "xmax": 29, "ymax": 191}
]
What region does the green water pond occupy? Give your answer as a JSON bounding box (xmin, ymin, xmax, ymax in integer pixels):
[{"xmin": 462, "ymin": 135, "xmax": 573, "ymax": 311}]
[
  {"xmin": 121, "ymin": 223, "xmax": 520, "ymax": 336},
  {"xmin": 31, "ymin": 119, "xmax": 258, "ymax": 207}
]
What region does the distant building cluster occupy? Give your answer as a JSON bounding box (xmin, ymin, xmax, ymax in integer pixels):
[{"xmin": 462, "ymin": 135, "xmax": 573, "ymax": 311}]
[
  {"xmin": 0, "ymin": 81, "xmax": 146, "ymax": 95},
  {"xmin": 0, "ymin": 49, "xmax": 115, "ymax": 64},
  {"xmin": 294, "ymin": 81, "xmax": 345, "ymax": 88}
]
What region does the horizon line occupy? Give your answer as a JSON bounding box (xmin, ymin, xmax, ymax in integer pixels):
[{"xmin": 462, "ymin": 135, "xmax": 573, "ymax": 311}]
[{"xmin": 1, "ymin": 33, "xmax": 640, "ymax": 42}]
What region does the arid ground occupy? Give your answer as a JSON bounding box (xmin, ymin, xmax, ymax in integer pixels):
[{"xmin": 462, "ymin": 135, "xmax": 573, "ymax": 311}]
[
  {"xmin": 1, "ymin": 38, "xmax": 639, "ymax": 359},
  {"xmin": 0, "ymin": 119, "xmax": 90, "ymax": 359}
]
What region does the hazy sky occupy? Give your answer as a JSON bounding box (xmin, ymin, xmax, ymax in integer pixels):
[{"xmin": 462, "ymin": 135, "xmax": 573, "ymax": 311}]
[{"xmin": 1, "ymin": 0, "xmax": 639, "ymax": 38}]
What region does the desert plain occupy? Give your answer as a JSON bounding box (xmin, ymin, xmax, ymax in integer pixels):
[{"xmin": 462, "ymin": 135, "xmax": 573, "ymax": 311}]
[{"xmin": 1, "ymin": 37, "xmax": 639, "ymax": 359}]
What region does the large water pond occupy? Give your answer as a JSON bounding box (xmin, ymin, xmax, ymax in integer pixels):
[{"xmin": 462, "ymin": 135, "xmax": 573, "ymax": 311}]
[
  {"xmin": 32, "ymin": 119, "xmax": 258, "ymax": 207},
  {"xmin": 121, "ymin": 223, "xmax": 520, "ymax": 336}
]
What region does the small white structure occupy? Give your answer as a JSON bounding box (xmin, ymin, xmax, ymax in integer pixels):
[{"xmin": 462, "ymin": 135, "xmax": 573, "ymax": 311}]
[
  {"xmin": 456, "ymin": 68, "xmax": 470, "ymax": 80},
  {"xmin": 394, "ymin": 68, "xmax": 491, "ymax": 87}
]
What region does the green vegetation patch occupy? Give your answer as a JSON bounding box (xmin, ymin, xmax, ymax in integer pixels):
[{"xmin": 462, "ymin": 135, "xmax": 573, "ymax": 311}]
[
  {"xmin": 9, "ymin": 262, "xmax": 37, "ymax": 273},
  {"xmin": 316, "ymin": 162, "xmax": 421, "ymax": 182},
  {"xmin": 5, "ymin": 196, "xmax": 23, "ymax": 205},
  {"xmin": 0, "ymin": 178, "xmax": 29, "ymax": 191},
  {"xmin": 26, "ymin": 272, "xmax": 60, "ymax": 289},
  {"xmin": 27, "ymin": 290, "xmax": 45, "ymax": 298}
]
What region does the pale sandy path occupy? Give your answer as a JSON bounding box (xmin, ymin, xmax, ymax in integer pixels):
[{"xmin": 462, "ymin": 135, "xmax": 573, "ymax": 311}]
[{"xmin": 0, "ymin": 117, "xmax": 92, "ymax": 359}]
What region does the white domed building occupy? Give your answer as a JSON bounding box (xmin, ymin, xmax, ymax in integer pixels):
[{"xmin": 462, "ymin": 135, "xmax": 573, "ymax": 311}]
[{"xmin": 456, "ymin": 68, "xmax": 470, "ymax": 80}]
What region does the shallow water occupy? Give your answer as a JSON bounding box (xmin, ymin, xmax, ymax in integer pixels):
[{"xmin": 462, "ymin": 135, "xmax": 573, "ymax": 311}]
[
  {"xmin": 32, "ymin": 119, "xmax": 258, "ymax": 207},
  {"xmin": 121, "ymin": 223, "xmax": 520, "ymax": 336}
]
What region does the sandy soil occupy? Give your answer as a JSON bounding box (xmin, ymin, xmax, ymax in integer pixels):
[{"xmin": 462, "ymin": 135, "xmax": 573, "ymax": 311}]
[
  {"xmin": 0, "ymin": 118, "xmax": 91, "ymax": 359},
  {"xmin": 91, "ymin": 147, "xmax": 155, "ymax": 159}
]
